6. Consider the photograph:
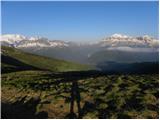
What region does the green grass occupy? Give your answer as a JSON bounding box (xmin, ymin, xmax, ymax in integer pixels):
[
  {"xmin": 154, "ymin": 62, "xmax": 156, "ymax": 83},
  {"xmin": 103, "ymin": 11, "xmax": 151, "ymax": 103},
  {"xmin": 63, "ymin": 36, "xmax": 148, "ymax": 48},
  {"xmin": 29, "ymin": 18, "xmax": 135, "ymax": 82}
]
[
  {"xmin": 2, "ymin": 70, "xmax": 159, "ymax": 119},
  {"xmin": 2, "ymin": 46, "xmax": 92, "ymax": 72}
]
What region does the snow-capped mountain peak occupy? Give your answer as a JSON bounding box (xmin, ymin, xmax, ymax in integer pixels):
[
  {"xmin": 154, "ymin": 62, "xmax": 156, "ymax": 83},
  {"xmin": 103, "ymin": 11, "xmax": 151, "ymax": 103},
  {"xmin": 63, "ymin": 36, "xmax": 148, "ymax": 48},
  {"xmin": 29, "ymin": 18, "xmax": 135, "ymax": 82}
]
[
  {"xmin": 143, "ymin": 35, "xmax": 152, "ymax": 39},
  {"xmin": 29, "ymin": 36, "xmax": 40, "ymax": 41},
  {"xmin": 110, "ymin": 33, "xmax": 129, "ymax": 39},
  {"xmin": 1, "ymin": 34, "xmax": 27, "ymax": 43},
  {"xmin": 1, "ymin": 34, "xmax": 69, "ymax": 48},
  {"xmin": 99, "ymin": 34, "xmax": 158, "ymax": 49},
  {"xmin": 1, "ymin": 34, "xmax": 158, "ymax": 50},
  {"xmin": 2, "ymin": 34, "xmax": 26, "ymax": 39}
]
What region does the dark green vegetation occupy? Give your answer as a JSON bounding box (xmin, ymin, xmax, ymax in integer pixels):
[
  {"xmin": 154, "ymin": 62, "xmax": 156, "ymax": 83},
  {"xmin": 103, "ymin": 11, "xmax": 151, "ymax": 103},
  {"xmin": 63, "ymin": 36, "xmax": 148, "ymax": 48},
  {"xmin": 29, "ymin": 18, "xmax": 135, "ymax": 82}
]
[
  {"xmin": 89, "ymin": 50, "xmax": 159, "ymax": 63},
  {"xmin": 1, "ymin": 46, "xmax": 159, "ymax": 119},
  {"xmin": 97, "ymin": 61, "xmax": 159, "ymax": 74}
]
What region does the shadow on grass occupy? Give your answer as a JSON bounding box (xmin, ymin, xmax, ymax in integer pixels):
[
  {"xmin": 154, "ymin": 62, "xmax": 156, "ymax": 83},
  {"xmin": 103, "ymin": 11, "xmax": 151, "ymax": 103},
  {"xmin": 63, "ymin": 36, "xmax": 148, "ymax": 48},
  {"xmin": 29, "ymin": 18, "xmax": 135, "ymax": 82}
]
[
  {"xmin": 2, "ymin": 70, "xmax": 103, "ymax": 119},
  {"xmin": 2, "ymin": 69, "xmax": 158, "ymax": 118},
  {"xmin": 1, "ymin": 55, "xmax": 41, "ymax": 73},
  {"xmin": 1, "ymin": 96, "xmax": 48, "ymax": 119},
  {"xmin": 65, "ymin": 81, "xmax": 82, "ymax": 118}
]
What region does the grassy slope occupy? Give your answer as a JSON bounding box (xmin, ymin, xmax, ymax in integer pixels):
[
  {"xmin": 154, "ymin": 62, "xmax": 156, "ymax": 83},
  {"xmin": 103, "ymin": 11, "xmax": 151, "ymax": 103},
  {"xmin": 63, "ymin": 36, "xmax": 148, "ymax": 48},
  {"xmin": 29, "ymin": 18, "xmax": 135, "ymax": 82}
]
[
  {"xmin": 2, "ymin": 71, "xmax": 159, "ymax": 119},
  {"xmin": 1, "ymin": 46, "xmax": 91, "ymax": 72}
]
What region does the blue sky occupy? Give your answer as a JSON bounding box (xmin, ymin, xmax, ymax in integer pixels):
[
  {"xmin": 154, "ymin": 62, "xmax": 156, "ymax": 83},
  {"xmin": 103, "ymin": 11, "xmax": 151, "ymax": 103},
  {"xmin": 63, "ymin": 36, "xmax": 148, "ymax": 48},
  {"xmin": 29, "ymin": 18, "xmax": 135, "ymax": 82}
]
[{"xmin": 2, "ymin": 1, "xmax": 158, "ymax": 42}]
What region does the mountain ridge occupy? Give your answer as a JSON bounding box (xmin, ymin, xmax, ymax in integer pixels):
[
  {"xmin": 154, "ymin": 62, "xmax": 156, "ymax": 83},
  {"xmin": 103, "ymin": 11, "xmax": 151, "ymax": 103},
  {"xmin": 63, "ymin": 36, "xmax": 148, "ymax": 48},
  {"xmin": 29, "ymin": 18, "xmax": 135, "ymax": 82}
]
[
  {"xmin": 1, "ymin": 33, "xmax": 158, "ymax": 64},
  {"xmin": 1, "ymin": 33, "xmax": 158, "ymax": 49}
]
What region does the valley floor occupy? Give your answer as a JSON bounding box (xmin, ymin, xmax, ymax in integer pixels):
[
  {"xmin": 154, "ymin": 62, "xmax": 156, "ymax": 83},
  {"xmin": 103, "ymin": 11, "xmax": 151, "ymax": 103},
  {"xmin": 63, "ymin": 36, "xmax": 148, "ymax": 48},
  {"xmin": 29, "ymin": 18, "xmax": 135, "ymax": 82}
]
[{"xmin": 1, "ymin": 70, "xmax": 159, "ymax": 119}]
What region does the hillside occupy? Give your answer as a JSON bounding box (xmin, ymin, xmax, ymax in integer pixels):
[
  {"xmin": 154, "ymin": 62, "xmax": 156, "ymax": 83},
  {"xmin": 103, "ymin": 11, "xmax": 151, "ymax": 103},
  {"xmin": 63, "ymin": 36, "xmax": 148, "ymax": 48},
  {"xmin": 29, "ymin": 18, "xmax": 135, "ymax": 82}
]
[
  {"xmin": 96, "ymin": 61, "xmax": 159, "ymax": 74},
  {"xmin": 1, "ymin": 46, "xmax": 91, "ymax": 73},
  {"xmin": 88, "ymin": 50, "xmax": 159, "ymax": 64}
]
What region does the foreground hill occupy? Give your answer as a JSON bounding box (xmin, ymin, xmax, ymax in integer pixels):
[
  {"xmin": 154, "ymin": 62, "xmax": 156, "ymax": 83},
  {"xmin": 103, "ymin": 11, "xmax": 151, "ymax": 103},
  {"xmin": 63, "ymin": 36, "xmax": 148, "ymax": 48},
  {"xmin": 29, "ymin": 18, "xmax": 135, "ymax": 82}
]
[
  {"xmin": 1, "ymin": 46, "xmax": 91, "ymax": 73},
  {"xmin": 2, "ymin": 70, "xmax": 158, "ymax": 119}
]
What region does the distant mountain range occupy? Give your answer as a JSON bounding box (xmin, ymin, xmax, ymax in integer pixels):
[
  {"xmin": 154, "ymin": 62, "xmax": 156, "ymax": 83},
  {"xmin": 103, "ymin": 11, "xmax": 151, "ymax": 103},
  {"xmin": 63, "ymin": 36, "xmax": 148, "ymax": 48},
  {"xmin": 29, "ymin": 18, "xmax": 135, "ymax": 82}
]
[
  {"xmin": 1, "ymin": 34, "xmax": 69, "ymax": 48},
  {"xmin": 1, "ymin": 34, "xmax": 159, "ymax": 64},
  {"xmin": 1, "ymin": 34, "xmax": 158, "ymax": 48}
]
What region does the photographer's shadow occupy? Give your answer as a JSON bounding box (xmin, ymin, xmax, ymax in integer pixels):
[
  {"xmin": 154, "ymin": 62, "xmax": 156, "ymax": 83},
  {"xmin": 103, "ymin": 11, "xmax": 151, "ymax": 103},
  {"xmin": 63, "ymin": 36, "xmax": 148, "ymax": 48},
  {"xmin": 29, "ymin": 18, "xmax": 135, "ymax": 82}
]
[{"xmin": 65, "ymin": 81, "xmax": 82, "ymax": 119}]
